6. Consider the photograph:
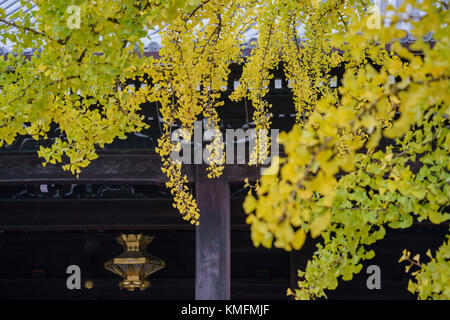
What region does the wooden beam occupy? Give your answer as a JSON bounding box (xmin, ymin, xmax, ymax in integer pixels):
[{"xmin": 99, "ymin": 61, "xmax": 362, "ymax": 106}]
[
  {"xmin": 0, "ymin": 278, "xmax": 292, "ymax": 300},
  {"xmin": 195, "ymin": 166, "xmax": 231, "ymax": 300},
  {"xmin": 0, "ymin": 198, "xmax": 249, "ymax": 231},
  {"xmin": 0, "ymin": 151, "xmax": 184, "ymax": 185},
  {"xmin": 0, "ymin": 151, "xmax": 261, "ymax": 184}
]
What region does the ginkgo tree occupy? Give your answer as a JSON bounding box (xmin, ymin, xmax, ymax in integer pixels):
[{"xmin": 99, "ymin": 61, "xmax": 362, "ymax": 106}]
[{"xmin": 0, "ymin": 0, "xmax": 448, "ymax": 299}]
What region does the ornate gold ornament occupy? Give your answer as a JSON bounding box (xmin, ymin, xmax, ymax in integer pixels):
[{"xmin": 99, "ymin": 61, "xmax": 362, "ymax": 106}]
[{"xmin": 105, "ymin": 234, "xmax": 165, "ymax": 291}]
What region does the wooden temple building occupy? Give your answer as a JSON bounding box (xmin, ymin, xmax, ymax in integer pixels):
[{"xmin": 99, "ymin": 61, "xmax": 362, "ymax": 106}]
[
  {"xmin": 0, "ymin": 60, "xmax": 447, "ymax": 300},
  {"xmin": 0, "ymin": 0, "xmax": 446, "ymax": 298}
]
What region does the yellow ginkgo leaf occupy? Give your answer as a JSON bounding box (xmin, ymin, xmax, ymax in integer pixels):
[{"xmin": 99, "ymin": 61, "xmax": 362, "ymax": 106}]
[
  {"xmin": 310, "ymin": 210, "xmax": 331, "ymax": 238},
  {"xmin": 292, "ymin": 228, "xmax": 307, "ymax": 250}
]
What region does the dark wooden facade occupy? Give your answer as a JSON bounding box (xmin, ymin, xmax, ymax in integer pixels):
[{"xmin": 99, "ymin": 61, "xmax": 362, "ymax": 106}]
[
  {"xmin": 0, "ymin": 63, "xmax": 446, "ymax": 300},
  {"xmin": 0, "ymin": 191, "xmax": 446, "ymax": 300}
]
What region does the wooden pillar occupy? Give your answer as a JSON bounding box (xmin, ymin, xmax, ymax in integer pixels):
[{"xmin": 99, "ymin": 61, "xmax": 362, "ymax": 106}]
[{"xmin": 195, "ymin": 168, "xmax": 230, "ymax": 300}]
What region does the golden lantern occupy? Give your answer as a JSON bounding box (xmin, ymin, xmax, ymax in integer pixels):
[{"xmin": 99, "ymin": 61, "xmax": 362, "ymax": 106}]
[{"xmin": 105, "ymin": 234, "xmax": 165, "ymax": 291}]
